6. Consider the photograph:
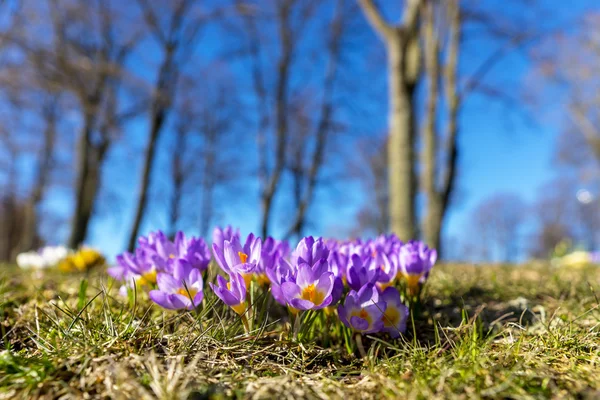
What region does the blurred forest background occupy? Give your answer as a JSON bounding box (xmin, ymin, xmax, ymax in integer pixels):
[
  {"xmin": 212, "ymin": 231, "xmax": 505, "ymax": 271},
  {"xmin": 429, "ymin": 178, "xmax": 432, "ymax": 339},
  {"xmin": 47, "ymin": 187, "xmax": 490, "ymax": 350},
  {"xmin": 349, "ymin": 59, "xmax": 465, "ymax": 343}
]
[{"xmin": 0, "ymin": 0, "xmax": 598, "ymax": 263}]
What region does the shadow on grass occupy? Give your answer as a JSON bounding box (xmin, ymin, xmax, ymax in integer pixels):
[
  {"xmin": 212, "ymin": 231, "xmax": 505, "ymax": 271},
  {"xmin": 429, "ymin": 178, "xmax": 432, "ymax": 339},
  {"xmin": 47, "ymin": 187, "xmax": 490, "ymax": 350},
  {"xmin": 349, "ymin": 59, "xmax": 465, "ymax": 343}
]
[{"xmin": 413, "ymin": 286, "xmax": 539, "ymax": 345}]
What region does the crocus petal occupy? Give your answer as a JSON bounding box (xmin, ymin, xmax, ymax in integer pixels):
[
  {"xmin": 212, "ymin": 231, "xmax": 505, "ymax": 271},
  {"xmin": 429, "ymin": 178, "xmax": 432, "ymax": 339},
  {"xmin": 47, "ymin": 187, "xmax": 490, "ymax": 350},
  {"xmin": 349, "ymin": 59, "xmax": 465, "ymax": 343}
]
[
  {"xmin": 216, "ymin": 275, "xmax": 228, "ymax": 289},
  {"xmin": 290, "ymin": 298, "xmax": 315, "ymax": 310},
  {"xmin": 107, "ymin": 266, "xmax": 126, "ymax": 280},
  {"xmin": 156, "ymin": 273, "xmax": 180, "ymax": 293},
  {"xmin": 191, "ymin": 292, "xmax": 204, "ymax": 308},
  {"xmin": 338, "ymin": 304, "xmax": 349, "ymax": 326},
  {"xmin": 149, "ymin": 290, "xmax": 188, "ymax": 310},
  {"xmin": 249, "ymin": 237, "xmax": 262, "ymax": 264},
  {"xmin": 170, "ymin": 293, "xmax": 192, "ymax": 309},
  {"xmin": 233, "ymin": 262, "xmax": 256, "ymax": 274},
  {"xmin": 212, "ymin": 243, "xmax": 229, "ymax": 273},
  {"xmin": 223, "ymin": 241, "xmax": 239, "ymax": 269},
  {"xmin": 357, "ymin": 283, "xmax": 379, "ymax": 306},
  {"xmin": 429, "ymin": 249, "xmax": 438, "ymax": 268},
  {"xmin": 271, "ymin": 284, "xmax": 287, "ymax": 305},
  {"xmin": 312, "ymin": 258, "xmax": 329, "ymax": 277},
  {"xmin": 315, "ymin": 272, "xmax": 334, "ymax": 299},
  {"xmin": 314, "ymin": 295, "xmax": 332, "ymax": 310},
  {"xmin": 295, "ymin": 263, "xmax": 314, "ymax": 288},
  {"xmin": 349, "ymin": 316, "xmax": 369, "ymax": 331},
  {"xmin": 280, "ymin": 281, "xmax": 301, "ymax": 301}
]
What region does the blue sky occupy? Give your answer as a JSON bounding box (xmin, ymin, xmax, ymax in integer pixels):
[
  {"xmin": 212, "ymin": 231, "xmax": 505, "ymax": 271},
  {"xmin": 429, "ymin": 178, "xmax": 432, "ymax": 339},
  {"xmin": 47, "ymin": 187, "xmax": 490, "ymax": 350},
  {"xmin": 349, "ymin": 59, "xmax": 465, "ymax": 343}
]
[{"xmin": 16, "ymin": 0, "xmax": 595, "ymax": 260}]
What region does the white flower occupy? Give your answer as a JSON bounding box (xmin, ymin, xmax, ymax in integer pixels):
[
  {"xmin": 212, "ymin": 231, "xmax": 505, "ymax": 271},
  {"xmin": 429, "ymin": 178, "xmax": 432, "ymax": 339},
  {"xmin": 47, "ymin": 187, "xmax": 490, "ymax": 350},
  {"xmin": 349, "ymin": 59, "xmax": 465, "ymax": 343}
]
[
  {"xmin": 16, "ymin": 251, "xmax": 46, "ymax": 269},
  {"xmin": 16, "ymin": 246, "xmax": 70, "ymax": 270},
  {"xmin": 40, "ymin": 246, "xmax": 70, "ymax": 266}
]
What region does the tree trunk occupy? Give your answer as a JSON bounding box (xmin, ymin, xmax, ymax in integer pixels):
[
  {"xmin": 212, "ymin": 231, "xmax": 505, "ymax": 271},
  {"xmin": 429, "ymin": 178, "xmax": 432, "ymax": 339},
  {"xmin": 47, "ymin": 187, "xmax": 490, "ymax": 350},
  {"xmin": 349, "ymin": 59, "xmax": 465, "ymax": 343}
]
[
  {"xmin": 422, "ymin": 0, "xmax": 441, "ymax": 252},
  {"xmin": 387, "ymin": 33, "xmax": 416, "ymax": 241},
  {"xmin": 424, "ymin": 197, "xmax": 443, "ymax": 254},
  {"xmin": 20, "ymin": 109, "xmax": 56, "ymax": 251},
  {"xmin": 126, "ymin": 110, "xmax": 165, "ymax": 252},
  {"xmin": 68, "ymin": 115, "xmax": 94, "ymax": 249},
  {"xmin": 168, "ymin": 127, "xmax": 185, "ymax": 238}
]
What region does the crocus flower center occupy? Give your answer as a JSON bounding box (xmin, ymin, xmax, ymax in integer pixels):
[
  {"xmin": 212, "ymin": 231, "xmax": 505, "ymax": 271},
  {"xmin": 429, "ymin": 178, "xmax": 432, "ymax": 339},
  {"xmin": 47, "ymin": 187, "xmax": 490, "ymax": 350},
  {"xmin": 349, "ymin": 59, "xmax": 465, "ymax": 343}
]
[
  {"xmin": 238, "ymin": 252, "xmax": 248, "ymax": 263},
  {"xmin": 256, "ymin": 273, "xmax": 270, "ymax": 286},
  {"xmin": 382, "ymin": 305, "xmax": 400, "ymax": 328},
  {"xmin": 169, "ymin": 254, "xmax": 175, "ymax": 259},
  {"xmin": 140, "ymin": 269, "xmax": 157, "ymax": 285},
  {"xmin": 177, "ymin": 287, "xmax": 198, "ymax": 298},
  {"xmin": 350, "ymin": 308, "xmax": 372, "ymax": 326},
  {"xmin": 243, "ymin": 273, "xmax": 252, "ymax": 288},
  {"xmin": 301, "ymin": 284, "xmax": 325, "ymax": 305},
  {"xmin": 231, "ymin": 302, "xmax": 247, "ymax": 315},
  {"xmin": 405, "ymin": 274, "xmax": 422, "ymax": 290}
]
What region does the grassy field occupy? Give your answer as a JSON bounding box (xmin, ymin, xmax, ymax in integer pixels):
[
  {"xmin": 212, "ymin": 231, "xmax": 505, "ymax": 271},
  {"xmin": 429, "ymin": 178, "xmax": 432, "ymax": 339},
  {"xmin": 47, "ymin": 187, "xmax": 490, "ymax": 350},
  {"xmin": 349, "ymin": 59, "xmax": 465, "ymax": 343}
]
[{"xmin": 1, "ymin": 263, "xmax": 600, "ymax": 399}]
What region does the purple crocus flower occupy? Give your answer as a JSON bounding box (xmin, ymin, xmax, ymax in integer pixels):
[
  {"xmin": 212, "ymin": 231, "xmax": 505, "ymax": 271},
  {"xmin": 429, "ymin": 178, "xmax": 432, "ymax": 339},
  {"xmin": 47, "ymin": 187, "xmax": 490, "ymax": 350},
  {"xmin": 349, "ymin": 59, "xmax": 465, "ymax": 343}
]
[
  {"xmin": 380, "ymin": 287, "xmax": 409, "ymax": 338},
  {"xmin": 280, "ymin": 261, "xmax": 334, "ymax": 310},
  {"xmin": 331, "ymin": 247, "xmax": 351, "ymax": 282},
  {"xmin": 374, "ymin": 252, "xmax": 398, "ymax": 290},
  {"xmin": 174, "ymin": 232, "xmax": 211, "ymax": 272},
  {"xmin": 150, "ymin": 231, "xmax": 211, "ymax": 273},
  {"xmin": 212, "ymin": 233, "xmax": 262, "ymax": 281},
  {"xmin": 212, "ymin": 226, "xmax": 240, "ymax": 250},
  {"xmin": 256, "ymin": 237, "xmax": 289, "ymax": 286},
  {"xmin": 374, "ymin": 234, "xmax": 403, "ymax": 256},
  {"xmin": 267, "ymin": 258, "xmax": 295, "ymax": 306},
  {"xmin": 346, "ymin": 254, "xmax": 380, "ymax": 291},
  {"xmin": 398, "ymin": 241, "xmax": 437, "ymax": 295},
  {"xmin": 132, "ymin": 231, "xmax": 212, "ymax": 274},
  {"xmin": 110, "ymin": 248, "xmax": 158, "ymax": 286},
  {"xmin": 292, "ymin": 236, "xmax": 330, "ymax": 268},
  {"xmin": 209, "ymin": 272, "xmax": 248, "ymax": 315},
  {"xmin": 338, "ymin": 283, "xmax": 386, "ymax": 334},
  {"xmin": 149, "ymin": 259, "xmax": 204, "ymax": 310}
]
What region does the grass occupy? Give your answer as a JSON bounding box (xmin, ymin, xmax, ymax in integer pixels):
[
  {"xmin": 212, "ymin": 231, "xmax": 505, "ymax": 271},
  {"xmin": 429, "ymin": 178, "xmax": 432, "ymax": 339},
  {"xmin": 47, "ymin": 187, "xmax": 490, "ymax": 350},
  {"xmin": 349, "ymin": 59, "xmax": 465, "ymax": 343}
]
[{"xmin": 1, "ymin": 262, "xmax": 600, "ymax": 399}]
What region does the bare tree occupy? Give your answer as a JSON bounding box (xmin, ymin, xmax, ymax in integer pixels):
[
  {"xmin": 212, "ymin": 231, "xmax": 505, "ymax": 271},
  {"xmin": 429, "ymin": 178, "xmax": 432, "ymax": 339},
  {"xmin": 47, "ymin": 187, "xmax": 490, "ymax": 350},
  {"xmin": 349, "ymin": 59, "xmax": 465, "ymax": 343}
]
[
  {"xmin": 0, "ymin": 0, "xmax": 142, "ymax": 249},
  {"xmin": 15, "ymin": 0, "xmax": 143, "ymax": 248},
  {"xmin": 126, "ymin": 0, "xmax": 210, "ymax": 251},
  {"xmin": 532, "ymin": 13, "xmax": 600, "ymax": 166},
  {"xmin": 357, "ymin": 0, "xmax": 422, "ymax": 241},
  {"xmin": 235, "ymin": 0, "xmax": 349, "ymax": 239},
  {"xmin": 19, "ymin": 97, "xmax": 59, "ymax": 252},
  {"xmin": 420, "ymin": 0, "xmax": 460, "ymax": 255},
  {"xmin": 164, "ymin": 70, "xmax": 241, "ymax": 238}
]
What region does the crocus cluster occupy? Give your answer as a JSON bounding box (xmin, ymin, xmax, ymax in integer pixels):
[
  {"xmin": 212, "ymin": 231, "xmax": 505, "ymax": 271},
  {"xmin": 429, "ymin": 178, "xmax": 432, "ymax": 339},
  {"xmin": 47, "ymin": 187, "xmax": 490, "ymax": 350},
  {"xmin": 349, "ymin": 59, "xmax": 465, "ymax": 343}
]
[
  {"xmin": 328, "ymin": 236, "xmax": 435, "ymax": 337},
  {"xmin": 112, "ymin": 227, "xmax": 438, "ymax": 339},
  {"xmin": 109, "ymin": 231, "xmax": 211, "ymax": 310}
]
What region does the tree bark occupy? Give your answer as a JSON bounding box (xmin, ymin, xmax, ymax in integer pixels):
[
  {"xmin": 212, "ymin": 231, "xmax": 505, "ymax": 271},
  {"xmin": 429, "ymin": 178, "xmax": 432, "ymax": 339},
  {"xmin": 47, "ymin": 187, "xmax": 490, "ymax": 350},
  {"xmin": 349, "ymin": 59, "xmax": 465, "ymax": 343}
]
[
  {"xmin": 199, "ymin": 118, "xmax": 216, "ymax": 238},
  {"xmin": 387, "ymin": 32, "xmax": 417, "ymax": 241},
  {"xmin": 260, "ymin": 1, "xmax": 293, "ymax": 239},
  {"xmin": 358, "ymin": 0, "xmax": 421, "ymax": 241},
  {"xmin": 20, "ymin": 103, "xmax": 57, "ymax": 251},
  {"xmin": 126, "ymin": 108, "xmax": 165, "ymax": 251},
  {"xmin": 68, "ymin": 113, "xmax": 95, "ymax": 249},
  {"xmin": 422, "ymin": 0, "xmax": 441, "ymax": 251},
  {"xmin": 168, "ymin": 125, "xmax": 186, "ymax": 238},
  {"xmin": 421, "ymin": 0, "xmax": 460, "ymax": 256}
]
